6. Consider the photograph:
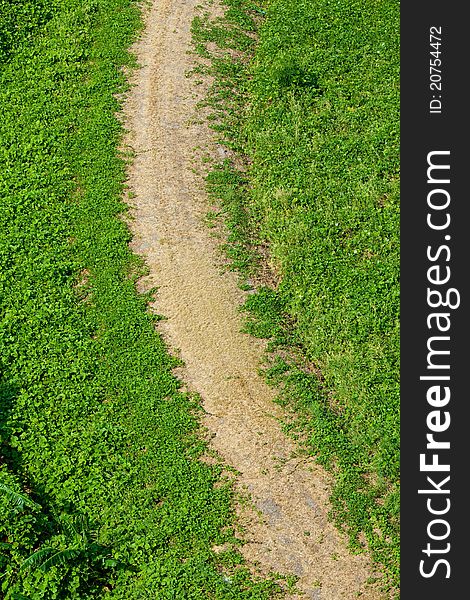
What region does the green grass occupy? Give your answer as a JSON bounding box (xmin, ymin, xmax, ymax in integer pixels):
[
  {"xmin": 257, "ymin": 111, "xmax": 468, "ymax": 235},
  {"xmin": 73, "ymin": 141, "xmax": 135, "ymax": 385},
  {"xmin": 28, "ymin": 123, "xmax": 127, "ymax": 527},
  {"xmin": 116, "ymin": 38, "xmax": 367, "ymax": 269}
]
[
  {"xmin": 192, "ymin": 0, "xmax": 399, "ymax": 591},
  {"xmin": 0, "ymin": 1, "xmax": 283, "ymax": 597}
]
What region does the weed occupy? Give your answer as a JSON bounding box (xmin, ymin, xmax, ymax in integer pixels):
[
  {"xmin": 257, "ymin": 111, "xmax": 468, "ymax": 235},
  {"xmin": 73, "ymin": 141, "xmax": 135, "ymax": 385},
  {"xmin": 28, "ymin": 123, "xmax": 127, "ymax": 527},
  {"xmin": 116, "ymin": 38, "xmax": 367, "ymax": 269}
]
[
  {"xmin": 192, "ymin": 0, "xmax": 399, "ymax": 591},
  {"xmin": 0, "ymin": 1, "xmax": 283, "ymax": 597}
]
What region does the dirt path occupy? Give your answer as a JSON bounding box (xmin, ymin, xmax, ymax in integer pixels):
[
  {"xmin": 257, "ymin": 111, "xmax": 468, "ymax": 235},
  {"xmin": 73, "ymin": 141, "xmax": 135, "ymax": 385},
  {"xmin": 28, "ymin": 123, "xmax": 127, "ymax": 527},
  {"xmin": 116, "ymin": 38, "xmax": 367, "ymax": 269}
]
[{"xmin": 123, "ymin": 1, "xmax": 385, "ymax": 598}]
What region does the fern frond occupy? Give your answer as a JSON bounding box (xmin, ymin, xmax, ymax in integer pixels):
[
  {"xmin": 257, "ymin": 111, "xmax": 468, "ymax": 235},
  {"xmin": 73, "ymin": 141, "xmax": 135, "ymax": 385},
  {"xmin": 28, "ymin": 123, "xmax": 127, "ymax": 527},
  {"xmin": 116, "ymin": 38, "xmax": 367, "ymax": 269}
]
[
  {"xmin": 21, "ymin": 546, "xmax": 82, "ymax": 573},
  {"xmin": 20, "ymin": 547, "xmax": 54, "ymax": 572},
  {"xmin": 0, "ymin": 482, "xmax": 40, "ymax": 511},
  {"xmin": 39, "ymin": 548, "xmax": 81, "ymax": 572}
]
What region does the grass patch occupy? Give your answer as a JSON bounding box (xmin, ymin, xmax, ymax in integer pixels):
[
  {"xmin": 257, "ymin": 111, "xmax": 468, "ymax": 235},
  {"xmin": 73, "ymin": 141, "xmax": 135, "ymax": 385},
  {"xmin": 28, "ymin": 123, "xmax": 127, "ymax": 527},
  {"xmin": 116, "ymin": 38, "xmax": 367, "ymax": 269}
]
[
  {"xmin": 0, "ymin": 1, "xmax": 283, "ymax": 597},
  {"xmin": 192, "ymin": 0, "xmax": 399, "ymax": 592}
]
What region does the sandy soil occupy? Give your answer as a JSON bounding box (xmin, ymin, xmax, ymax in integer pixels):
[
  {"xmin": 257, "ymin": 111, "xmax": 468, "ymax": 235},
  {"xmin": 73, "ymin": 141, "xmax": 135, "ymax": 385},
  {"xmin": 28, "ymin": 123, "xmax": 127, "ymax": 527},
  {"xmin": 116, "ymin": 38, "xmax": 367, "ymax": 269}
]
[{"xmin": 122, "ymin": 1, "xmax": 386, "ymax": 598}]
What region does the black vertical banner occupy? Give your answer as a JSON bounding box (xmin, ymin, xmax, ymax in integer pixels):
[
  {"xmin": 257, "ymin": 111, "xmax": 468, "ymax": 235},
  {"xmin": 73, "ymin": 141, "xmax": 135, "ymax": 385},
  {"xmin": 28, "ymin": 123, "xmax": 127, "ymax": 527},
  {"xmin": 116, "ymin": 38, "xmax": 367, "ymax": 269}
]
[{"xmin": 401, "ymin": 2, "xmax": 467, "ymax": 598}]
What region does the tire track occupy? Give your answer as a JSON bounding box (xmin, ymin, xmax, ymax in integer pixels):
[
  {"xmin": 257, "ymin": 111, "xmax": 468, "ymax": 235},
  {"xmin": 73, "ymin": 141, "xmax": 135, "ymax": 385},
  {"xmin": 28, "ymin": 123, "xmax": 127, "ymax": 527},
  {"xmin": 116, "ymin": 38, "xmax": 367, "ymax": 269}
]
[{"xmin": 123, "ymin": 1, "xmax": 385, "ymax": 597}]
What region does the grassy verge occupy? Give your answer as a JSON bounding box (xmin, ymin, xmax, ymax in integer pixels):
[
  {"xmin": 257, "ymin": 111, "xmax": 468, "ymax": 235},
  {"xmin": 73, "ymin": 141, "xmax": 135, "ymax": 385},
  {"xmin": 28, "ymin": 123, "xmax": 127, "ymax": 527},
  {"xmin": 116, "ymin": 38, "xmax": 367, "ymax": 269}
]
[
  {"xmin": 0, "ymin": 1, "xmax": 282, "ymax": 597},
  {"xmin": 192, "ymin": 0, "xmax": 399, "ymax": 591}
]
